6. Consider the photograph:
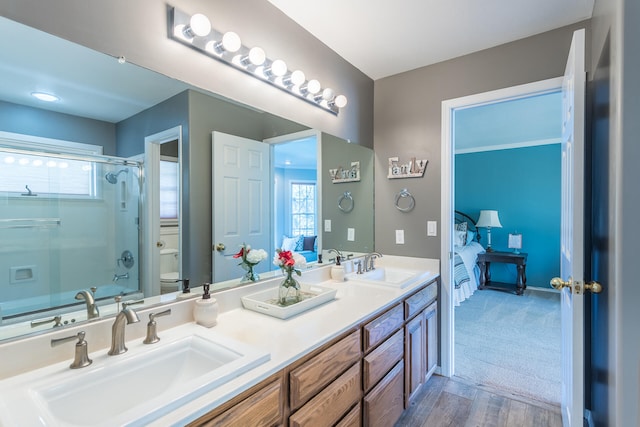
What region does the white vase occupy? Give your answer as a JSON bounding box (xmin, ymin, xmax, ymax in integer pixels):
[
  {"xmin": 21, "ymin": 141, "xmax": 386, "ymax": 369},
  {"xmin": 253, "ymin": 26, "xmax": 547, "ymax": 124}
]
[{"xmin": 193, "ymin": 298, "xmax": 219, "ymax": 327}]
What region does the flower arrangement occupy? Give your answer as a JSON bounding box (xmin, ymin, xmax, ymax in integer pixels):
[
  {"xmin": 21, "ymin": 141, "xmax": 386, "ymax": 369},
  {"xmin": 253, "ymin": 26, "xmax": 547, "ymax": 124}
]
[
  {"xmin": 273, "ymin": 249, "xmax": 306, "ymax": 305},
  {"xmin": 233, "ymin": 243, "xmax": 267, "ymax": 282}
]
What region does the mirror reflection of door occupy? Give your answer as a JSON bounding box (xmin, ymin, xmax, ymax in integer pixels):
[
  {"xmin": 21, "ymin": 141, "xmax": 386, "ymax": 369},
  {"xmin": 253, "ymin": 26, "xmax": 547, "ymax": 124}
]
[
  {"xmin": 158, "ymin": 141, "xmax": 181, "ymax": 293},
  {"xmin": 269, "ymin": 131, "xmax": 319, "ymax": 266},
  {"xmin": 212, "ymin": 131, "xmax": 270, "ymax": 283}
]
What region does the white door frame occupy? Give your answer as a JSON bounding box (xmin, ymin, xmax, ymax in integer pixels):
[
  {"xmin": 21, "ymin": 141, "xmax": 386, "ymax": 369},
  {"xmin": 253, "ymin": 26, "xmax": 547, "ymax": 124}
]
[
  {"xmin": 439, "ymin": 77, "xmax": 563, "ymax": 377},
  {"xmin": 142, "ymin": 126, "xmax": 183, "ymax": 298}
]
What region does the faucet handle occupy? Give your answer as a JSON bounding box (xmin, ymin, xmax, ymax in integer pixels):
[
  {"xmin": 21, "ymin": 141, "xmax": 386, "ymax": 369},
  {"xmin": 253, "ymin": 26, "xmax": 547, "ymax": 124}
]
[
  {"xmin": 51, "ymin": 331, "xmax": 92, "ymax": 369},
  {"xmin": 31, "ymin": 315, "xmax": 63, "ymax": 328},
  {"xmin": 123, "ymin": 299, "xmax": 144, "ymax": 309},
  {"xmin": 144, "ymin": 309, "xmax": 172, "ymax": 344},
  {"xmin": 354, "ymin": 260, "xmax": 363, "ymax": 274}
]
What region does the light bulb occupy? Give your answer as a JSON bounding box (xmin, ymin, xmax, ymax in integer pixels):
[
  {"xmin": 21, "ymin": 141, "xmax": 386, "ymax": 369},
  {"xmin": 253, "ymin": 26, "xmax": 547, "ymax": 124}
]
[
  {"xmin": 290, "ymin": 70, "xmax": 306, "ymax": 86},
  {"xmin": 221, "ymin": 32, "xmax": 241, "ymax": 53},
  {"xmin": 188, "ymin": 13, "xmax": 211, "ymax": 37},
  {"xmin": 247, "ymin": 47, "xmax": 266, "ymax": 66},
  {"xmin": 322, "ymin": 88, "xmax": 335, "ymax": 101},
  {"xmin": 270, "ymin": 59, "xmax": 287, "ymax": 77},
  {"xmin": 305, "ymin": 79, "xmax": 321, "ymax": 94},
  {"xmin": 334, "ymin": 95, "xmax": 348, "ymax": 108}
]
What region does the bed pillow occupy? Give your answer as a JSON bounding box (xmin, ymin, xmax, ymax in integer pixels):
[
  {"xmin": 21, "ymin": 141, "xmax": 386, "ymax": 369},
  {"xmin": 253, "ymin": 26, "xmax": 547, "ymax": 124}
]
[
  {"xmin": 455, "ymin": 230, "xmax": 468, "ymax": 247},
  {"xmin": 294, "ymin": 235, "xmax": 304, "ymax": 251},
  {"xmin": 455, "ymin": 221, "xmax": 468, "ymax": 232},
  {"xmin": 466, "ymin": 230, "xmax": 476, "ymax": 245},
  {"xmin": 302, "ymin": 235, "xmax": 317, "ymax": 251},
  {"xmin": 281, "ymin": 235, "xmax": 299, "ymax": 252}
]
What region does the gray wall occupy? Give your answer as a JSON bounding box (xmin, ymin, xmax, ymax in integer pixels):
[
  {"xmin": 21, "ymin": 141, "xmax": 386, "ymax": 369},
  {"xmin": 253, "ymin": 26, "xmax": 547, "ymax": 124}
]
[
  {"xmin": 590, "ymin": 0, "xmax": 639, "ymax": 425},
  {"xmin": 0, "ymin": 101, "xmax": 116, "ymax": 153},
  {"xmin": 322, "ymin": 133, "xmax": 374, "ymax": 254},
  {"xmin": 373, "ymin": 21, "xmax": 590, "ymax": 258},
  {"xmin": 0, "ymin": 0, "xmax": 373, "ymax": 147}
]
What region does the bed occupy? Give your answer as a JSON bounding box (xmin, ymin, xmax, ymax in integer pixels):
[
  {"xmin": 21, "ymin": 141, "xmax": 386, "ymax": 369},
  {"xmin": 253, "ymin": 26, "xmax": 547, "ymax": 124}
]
[{"xmin": 453, "ymin": 211, "xmax": 486, "ymax": 306}]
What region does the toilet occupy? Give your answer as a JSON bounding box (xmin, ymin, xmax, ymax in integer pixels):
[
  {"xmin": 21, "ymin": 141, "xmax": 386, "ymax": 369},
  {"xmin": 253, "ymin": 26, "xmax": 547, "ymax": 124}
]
[{"xmin": 160, "ymin": 248, "xmax": 180, "ymax": 294}]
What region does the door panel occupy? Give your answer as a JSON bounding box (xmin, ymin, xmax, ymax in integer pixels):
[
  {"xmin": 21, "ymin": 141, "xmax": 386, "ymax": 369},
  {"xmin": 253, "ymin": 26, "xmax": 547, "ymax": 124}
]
[
  {"xmin": 212, "ymin": 131, "xmax": 270, "ymax": 283},
  {"xmin": 559, "ymin": 28, "xmax": 586, "ymax": 427}
]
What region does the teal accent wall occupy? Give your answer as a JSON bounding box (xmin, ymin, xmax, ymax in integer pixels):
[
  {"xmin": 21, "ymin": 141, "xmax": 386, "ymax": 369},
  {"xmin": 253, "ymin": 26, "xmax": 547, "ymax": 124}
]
[{"xmin": 455, "ymin": 144, "xmax": 561, "ymax": 288}]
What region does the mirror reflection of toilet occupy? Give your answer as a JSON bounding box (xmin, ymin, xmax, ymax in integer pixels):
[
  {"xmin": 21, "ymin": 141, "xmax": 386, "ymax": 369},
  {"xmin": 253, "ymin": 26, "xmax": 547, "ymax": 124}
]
[{"xmin": 160, "ymin": 248, "xmax": 180, "ymax": 293}]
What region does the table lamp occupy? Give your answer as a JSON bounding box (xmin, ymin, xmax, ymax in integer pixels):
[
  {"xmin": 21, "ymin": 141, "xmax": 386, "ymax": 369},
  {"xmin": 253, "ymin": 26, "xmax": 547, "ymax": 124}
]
[{"xmin": 476, "ymin": 210, "xmax": 502, "ymax": 252}]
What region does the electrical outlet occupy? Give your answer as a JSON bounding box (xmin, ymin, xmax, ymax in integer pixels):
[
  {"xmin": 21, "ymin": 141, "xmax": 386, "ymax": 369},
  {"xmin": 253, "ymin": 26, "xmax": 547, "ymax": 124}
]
[
  {"xmin": 324, "ymin": 219, "xmax": 332, "ymax": 232},
  {"xmin": 427, "ymin": 221, "xmax": 437, "ymax": 236},
  {"xmin": 395, "ymin": 229, "xmax": 405, "ymax": 244},
  {"xmin": 347, "ymin": 228, "xmax": 355, "ymax": 241}
]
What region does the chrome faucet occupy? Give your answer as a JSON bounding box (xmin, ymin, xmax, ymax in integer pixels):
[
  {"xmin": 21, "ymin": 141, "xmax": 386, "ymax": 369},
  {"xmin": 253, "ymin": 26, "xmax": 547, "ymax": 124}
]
[
  {"xmin": 75, "ymin": 287, "xmax": 99, "ymax": 320},
  {"xmin": 107, "ymin": 301, "xmax": 141, "ymax": 356},
  {"xmin": 363, "ymin": 252, "xmax": 383, "ymax": 272},
  {"xmin": 113, "ymin": 272, "xmax": 129, "ymax": 282},
  {"xmin": 327, "ymin": 248, "xmax": 343, "ymax": 263}
]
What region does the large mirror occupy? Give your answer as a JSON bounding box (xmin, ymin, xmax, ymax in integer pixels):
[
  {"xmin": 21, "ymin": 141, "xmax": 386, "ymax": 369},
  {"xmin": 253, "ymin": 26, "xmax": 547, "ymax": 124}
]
[{"xmin": 0, "ymin": 16, "xmax": 374, "ymax": 342}]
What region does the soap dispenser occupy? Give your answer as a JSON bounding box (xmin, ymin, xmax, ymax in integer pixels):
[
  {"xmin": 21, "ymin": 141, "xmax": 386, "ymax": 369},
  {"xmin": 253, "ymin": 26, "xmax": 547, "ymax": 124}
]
[
  {"xmin": 193, "ymin": 283, "xmax": 219, "ymax": 327},
  {"xmin": 330, "ymin": 256, "xmax": 346, "ymax": 282},
  {"xmin": 176, "ymin": 278, "xmax": 192, "ymax": 300}
]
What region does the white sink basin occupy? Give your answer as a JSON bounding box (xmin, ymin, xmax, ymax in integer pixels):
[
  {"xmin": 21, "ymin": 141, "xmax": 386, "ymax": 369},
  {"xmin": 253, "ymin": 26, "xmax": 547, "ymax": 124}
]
[
  {"xmin": 348, "ymin": 267, "xmax": 429, "ymax": 289},
  {"xmin": 0, "ymin": 325, "xmax": 270, "ymax": 426}
]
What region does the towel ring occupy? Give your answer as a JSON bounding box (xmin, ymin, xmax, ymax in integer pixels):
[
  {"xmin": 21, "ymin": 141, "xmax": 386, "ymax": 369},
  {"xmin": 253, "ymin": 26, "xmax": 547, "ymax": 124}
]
[
  {"xmin": 338, "ymin": 191, "xmax": 354, "ymax": 213},
  {"xmin": 394, "ymin": 188, "xmax": 415, "ymax": 212}
]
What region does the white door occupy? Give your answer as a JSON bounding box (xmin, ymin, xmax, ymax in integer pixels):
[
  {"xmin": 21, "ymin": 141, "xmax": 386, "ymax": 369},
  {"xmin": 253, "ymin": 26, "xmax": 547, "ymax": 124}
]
[
  {"xmin": 212, "ymin": 131, "xmax": 270, "ymax": 282},
  {"xmin": 557, "ymin": 28, "xmax": 586, "ymax": 427}
]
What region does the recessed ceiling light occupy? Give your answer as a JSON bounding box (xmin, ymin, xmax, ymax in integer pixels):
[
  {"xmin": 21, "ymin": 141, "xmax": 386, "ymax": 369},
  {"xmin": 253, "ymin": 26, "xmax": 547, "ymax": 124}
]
[
  {"xmin": 284, "ymin": 160, "xmax": 292, "ymax": 165},
  {"xmin": 31, "ymin": 92, "xmax": 59, "ymax": 102}
]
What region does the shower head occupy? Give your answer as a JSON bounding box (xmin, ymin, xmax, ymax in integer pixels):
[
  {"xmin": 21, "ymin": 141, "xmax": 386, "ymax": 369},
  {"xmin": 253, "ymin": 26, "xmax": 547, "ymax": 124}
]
[{"xmin": 105, "ymin": 169, "xmax": 128, "ymax": 184}]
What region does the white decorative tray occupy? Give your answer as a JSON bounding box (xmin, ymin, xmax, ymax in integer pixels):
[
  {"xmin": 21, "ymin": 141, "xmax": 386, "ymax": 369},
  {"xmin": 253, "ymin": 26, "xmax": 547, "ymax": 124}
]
[{"xmin": 241, "ymin": 284, "xmax": 338, "ymax": 319}]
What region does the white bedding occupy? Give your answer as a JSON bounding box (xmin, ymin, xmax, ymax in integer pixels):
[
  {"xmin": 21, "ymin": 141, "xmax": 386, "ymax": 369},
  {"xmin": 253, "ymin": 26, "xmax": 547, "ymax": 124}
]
[{"xmin": 453, "ymin": 241, "xmax": 485, "ymax": 306}]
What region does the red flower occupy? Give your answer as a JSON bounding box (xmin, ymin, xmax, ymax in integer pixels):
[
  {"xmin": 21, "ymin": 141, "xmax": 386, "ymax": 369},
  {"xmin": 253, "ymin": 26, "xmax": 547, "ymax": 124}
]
[{"xmin": 233, "ymin": 247, "xmax": 245, "ymax": 259}]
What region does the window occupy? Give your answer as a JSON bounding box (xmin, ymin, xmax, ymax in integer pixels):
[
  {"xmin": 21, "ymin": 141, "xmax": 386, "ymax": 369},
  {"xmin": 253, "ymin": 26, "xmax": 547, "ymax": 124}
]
[
  {"xmin": 291, "ymin": 182, "xmax": 316, "ymax": 236},
  {"xmin": 0, "ymin": 134, "xmax": 102, "ymax": 197},
  {"xmin": 159, "ymin": 157, "xmax": 179, "ymax": 221}
]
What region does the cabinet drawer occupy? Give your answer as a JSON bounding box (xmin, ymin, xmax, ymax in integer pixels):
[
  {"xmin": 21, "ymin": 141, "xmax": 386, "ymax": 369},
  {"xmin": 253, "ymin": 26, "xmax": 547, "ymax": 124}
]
[
  {"xmin": 336, "ymin": 402, "xmax": 361, "ymax": 427},
  {"xmin": 404, "ymin": 280, "xmax": 438, "ymax": 319},
  {"xmin": 363, "ymin": 329, "xmax": 404, "ymax": 392},
  {"xmin": 290, "ymin": 329, "xmax": 361, "ymax": 410},
  {"xmin": 363, "ymin": 303, "xmax": 403, "ymax": 352},
  {"xmin": 290, "ymin": 362, "xmax": 362, "ymax": 427},
  {"xmin": 197, "ymin": 378, "xmax": 283, "ymax": 427},
  {"xmin": 363, "ymin": 360, "xmax": 405, "ymax": 427}
]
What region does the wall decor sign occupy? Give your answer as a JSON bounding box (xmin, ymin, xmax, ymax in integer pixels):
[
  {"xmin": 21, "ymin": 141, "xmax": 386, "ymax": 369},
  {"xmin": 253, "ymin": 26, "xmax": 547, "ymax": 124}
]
[
  {"xmin": 329, "ymin": 161, "xmax": 360, "ymax": 183},
  {"xmin": 387, "ymin": 156, "xmax": 428, "ymax": 179}
]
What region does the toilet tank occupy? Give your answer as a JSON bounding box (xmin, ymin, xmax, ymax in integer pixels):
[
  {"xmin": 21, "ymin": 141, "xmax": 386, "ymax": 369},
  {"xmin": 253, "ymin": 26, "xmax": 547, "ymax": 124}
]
[{"xmin": 160, "ymin": 248, "xmax": 179, "ymax": 275}]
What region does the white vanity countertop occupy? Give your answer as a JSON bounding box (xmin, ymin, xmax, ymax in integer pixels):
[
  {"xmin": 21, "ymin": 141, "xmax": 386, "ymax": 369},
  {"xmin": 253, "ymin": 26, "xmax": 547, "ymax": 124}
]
[
  {"xmin": 156, "ymin": 255, "xmax": 439, "ymax": 426},
  {"xmin": 0, "ymin": 255, "xmax": 439, "ymax": 427}
]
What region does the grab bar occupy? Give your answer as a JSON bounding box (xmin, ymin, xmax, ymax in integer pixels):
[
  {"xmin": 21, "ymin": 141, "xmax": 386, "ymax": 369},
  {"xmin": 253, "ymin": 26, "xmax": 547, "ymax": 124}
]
[{"xmin": 0, "ymin": 218, "xmax": 61, "ymax": 229}]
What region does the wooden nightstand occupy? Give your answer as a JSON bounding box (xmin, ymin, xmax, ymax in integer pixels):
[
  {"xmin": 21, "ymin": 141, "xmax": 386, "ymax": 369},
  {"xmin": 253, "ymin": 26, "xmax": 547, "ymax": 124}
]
[{"xmin": 477, "ymin": 251, "xmax": 528, "ymax": 295}]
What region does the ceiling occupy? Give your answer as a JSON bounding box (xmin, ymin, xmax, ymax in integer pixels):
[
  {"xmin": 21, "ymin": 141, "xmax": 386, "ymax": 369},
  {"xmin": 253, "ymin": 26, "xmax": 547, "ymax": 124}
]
[{"xmin": 267, "ymin": 0, "xmax": 594, "ymax": 80}]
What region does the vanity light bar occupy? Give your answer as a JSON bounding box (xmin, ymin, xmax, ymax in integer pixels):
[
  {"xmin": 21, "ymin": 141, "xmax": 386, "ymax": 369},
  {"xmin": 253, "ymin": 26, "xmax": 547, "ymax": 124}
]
[{"xmin": 169, "ymin": 7, "xmax": 348, "ymax": 115}]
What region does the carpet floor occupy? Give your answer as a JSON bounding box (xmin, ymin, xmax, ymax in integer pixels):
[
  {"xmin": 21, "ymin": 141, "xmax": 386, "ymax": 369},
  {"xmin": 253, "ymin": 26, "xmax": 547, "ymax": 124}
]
[{"xmin": 454, "ymin": 288, "xmax": 562, "ymax": 404}]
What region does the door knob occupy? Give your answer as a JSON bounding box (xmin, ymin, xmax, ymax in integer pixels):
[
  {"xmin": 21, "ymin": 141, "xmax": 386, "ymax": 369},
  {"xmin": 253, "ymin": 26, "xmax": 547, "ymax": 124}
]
[
  {"xmin": 214, "ymin": 243, "xmax": 226, "ymax": 252},
  {"xmin": 584, "ymin": 281, "xmax": 603, "ymax": 293},
  {"xmin": 550, "ymin": 277, "xmax": 572, "ymax": 290},
  {"xmin": 551, "ymin": 277, "xmax": 603, "ymax": 294}
]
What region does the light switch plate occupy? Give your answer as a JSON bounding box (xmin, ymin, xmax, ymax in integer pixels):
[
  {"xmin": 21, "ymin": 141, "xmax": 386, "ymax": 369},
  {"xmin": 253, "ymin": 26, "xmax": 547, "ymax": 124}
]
[
  {"xmin": 395, "ymin": 229, "xmax": 405, "ymax": 244},
  {"xmin": 427, "ymin": 221, "xmax": 437, "ymax": 236},
  {"xmin": 324, "ymin": 219, "xmax": 332, "ymax": 232},
  {"xmin": 347, "ymin": 228, "xmax": 355, "ymax": 241}
]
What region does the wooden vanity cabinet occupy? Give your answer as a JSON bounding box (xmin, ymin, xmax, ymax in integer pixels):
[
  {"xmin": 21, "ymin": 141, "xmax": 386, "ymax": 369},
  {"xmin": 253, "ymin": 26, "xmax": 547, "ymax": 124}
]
[
  {"xmin": 404, "ymin": 279, "xmax": 439, "ymax": 407},
  {"xmin": 187, "ymin": 371, "xmax": 285, "ymax": 427}
]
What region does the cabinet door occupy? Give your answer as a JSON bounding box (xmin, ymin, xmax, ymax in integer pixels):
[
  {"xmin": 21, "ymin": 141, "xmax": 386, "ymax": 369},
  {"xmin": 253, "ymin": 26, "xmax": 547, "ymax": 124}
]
[
  {"xmin": 196, "ymin": 378, "xmax": 283, "ymax": 426},
  {"xmin": 404, "ymin": 314, "xmax": 425, "ymax": 406},
  {"xmin": 424, "ymin": 301, "xmax": 438, "ymax": 378},
  {"xmin": 363, "ymin": 360, "xmax": 405, "ymax": 427}
]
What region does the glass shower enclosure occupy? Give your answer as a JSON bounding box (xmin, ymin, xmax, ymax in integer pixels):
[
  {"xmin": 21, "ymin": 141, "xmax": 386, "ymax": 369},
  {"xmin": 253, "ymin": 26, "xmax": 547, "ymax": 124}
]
[{"xmin": 0, "ymin": 146, "xmax": 141, "ymax": 325}]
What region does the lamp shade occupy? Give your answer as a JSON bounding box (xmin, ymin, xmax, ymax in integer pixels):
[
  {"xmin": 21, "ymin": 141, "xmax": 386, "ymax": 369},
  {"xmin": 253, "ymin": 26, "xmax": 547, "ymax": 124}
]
[{"xmin": 476, "ymin": 210, "xmax": 502, "ymax": 228}]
